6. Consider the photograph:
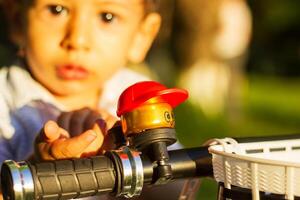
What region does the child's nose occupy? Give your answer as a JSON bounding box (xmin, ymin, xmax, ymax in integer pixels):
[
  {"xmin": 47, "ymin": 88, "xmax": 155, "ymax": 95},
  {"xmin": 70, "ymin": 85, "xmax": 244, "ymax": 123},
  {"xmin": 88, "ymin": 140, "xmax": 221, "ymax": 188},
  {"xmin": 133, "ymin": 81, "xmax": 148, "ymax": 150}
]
[{"xmin": 61, "ymin": 14, "xmax": 91, "ymax": 51}]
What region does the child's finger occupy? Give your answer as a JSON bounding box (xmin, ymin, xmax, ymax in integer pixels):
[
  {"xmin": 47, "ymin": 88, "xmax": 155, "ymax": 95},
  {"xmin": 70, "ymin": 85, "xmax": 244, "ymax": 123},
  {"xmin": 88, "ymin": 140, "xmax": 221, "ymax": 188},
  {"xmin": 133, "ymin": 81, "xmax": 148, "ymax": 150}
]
[
  {"xmin": 44, "ymin": 121, "xmax": 59, "ymax": 141},
  {"xmin": 34, "ymin": 121, "xmax": 69, "ymax": 161},
  {"xmin": 95, "ymin": 119, "xmax": 107, "ymax": 135},
  {"xmin": 43, "ymin": 121, "xmax": 64, "ymax": 142},
  {"xmin": 37, "ymin": 142, "xmax": 55, "ymax": 161},
  {"xmin": 50, "ymin": 129, "xmax": 97, "ymax": 159},
  {"xmin": 105, "ymin": 115, "xmax": 118, "ymax": 130}
]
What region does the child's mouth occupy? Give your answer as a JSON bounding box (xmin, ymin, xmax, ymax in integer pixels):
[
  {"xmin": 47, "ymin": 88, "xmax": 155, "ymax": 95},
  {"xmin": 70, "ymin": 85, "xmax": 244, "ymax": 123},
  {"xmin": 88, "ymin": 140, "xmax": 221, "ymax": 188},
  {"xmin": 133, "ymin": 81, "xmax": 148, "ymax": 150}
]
[{"xmin": 56, "ymin": 64, "xmax": 89, "ymax": 80}]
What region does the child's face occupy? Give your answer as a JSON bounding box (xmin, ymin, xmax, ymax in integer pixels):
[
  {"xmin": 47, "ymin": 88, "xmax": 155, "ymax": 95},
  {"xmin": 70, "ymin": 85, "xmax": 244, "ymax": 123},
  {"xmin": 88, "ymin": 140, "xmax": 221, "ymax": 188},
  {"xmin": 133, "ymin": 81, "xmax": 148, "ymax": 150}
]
[{"xmin": 21, "ymin": 0, "xmax": 160, "ymax": 96}]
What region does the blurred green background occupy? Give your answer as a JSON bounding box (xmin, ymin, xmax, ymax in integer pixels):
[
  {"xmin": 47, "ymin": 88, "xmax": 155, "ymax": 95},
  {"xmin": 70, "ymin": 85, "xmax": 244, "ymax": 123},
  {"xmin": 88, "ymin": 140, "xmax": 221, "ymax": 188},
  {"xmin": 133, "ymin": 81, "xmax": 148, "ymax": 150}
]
[
  {"xmin": 0, "ymin": 0, "xmax": 300, "ymax": 199},
  {"xmin": 172, "ymin": 0, "xmax": 300, "ymax": 199}
]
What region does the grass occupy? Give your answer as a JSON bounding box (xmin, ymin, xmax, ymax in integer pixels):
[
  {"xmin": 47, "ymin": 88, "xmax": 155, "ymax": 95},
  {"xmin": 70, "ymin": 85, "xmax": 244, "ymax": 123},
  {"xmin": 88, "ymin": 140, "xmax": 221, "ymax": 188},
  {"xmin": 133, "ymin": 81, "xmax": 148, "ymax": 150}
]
[{"xmin": 174, "ymin": 75, "xmax": 300, "ymax": 199}]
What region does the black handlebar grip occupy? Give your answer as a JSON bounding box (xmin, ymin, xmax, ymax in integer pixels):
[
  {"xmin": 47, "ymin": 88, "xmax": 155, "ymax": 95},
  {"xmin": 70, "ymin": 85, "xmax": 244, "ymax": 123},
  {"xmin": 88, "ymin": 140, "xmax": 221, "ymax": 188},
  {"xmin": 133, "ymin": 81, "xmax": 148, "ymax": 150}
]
[{"xmin": 29, "ymin": 156, "xmax": 116, "ymax": 199}]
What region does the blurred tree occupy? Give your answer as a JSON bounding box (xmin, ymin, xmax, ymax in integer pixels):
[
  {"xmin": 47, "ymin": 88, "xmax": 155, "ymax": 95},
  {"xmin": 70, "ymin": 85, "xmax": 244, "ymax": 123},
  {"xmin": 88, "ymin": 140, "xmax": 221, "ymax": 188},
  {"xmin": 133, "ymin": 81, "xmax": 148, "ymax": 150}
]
[
  {"xmin": 148, "ymin": 0, "xmax": 252, "ymax": 119},
  {"xmin": 247, "ymin": 0, "xmax": 300, "ymax": 76}
]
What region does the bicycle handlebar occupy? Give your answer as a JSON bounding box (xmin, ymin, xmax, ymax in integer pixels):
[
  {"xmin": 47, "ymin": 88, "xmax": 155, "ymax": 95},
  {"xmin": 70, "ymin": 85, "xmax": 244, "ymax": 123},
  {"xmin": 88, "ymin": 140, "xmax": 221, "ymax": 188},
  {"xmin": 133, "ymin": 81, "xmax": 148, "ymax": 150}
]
[
  {"xmin": 1, "ymin": 147, "xmax": 212, "ymax": 200},
  {"xmin": 3, "ymin": 133, "xmax": 300, "ymax": 200}
]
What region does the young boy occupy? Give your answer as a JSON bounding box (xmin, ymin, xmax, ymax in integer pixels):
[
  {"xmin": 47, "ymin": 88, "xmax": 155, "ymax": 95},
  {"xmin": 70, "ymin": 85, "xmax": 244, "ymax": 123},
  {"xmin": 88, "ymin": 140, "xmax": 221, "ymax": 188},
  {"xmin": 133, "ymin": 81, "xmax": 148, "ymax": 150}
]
[
  {"xmin": 0, "ymin": 0, "xmax": 195, "ymax": 199},
  {"xmin": 0, "ymin": 0, "xmax": 160, "ymax": 161}
]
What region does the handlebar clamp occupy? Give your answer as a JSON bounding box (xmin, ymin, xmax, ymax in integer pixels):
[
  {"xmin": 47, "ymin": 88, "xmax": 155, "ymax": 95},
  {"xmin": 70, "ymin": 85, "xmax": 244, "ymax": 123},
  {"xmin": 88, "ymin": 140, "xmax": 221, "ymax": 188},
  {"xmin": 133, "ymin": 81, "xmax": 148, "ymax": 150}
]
[{"xmin": 108, "ymin": 147, "xmax": 144, "ymax": 198}]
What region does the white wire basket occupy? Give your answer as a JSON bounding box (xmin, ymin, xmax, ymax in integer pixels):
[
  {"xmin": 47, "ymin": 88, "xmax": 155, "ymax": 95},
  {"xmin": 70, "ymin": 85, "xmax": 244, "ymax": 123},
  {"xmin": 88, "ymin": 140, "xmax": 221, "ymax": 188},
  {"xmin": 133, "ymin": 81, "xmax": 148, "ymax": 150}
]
[{"xmin": 207, "ymin": 137, "xmax": 300, "ymax": 200}]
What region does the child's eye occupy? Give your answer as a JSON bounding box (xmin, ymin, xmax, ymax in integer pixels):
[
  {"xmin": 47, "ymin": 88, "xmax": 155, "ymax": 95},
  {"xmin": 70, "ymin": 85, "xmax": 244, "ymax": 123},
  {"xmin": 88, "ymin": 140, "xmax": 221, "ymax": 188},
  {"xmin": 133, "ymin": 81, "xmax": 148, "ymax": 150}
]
[
  {"xmin": 47, "ymin": 5, "xmax": 68, "ymax": 16},
  {"xmin": 100, "ymin": 12, "xmax": 115, "ymax": 23}
]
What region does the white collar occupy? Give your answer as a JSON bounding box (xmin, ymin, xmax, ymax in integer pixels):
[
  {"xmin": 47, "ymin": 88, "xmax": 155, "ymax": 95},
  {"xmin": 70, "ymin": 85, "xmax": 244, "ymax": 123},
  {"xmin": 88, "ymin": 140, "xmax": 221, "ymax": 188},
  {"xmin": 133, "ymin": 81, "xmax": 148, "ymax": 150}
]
[
  {"xmin": 3, "ymin": 65, "xmax": 149, "ymax": 116},
  {"xmin": 5, "ymin": 65, "xmax": 65, "ymax": 110}
]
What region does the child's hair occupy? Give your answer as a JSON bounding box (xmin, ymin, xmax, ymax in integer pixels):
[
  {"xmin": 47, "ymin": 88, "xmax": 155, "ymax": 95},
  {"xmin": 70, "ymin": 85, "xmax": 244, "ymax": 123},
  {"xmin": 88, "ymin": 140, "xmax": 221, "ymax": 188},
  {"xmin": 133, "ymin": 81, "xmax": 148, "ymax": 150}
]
[
  {"xmin": 1, "ymin": 0, "xmax": 31, "ymax": 29},
  {"xmin": 145, "ymin": 0, "xmax": 160, "ymax": 13}
]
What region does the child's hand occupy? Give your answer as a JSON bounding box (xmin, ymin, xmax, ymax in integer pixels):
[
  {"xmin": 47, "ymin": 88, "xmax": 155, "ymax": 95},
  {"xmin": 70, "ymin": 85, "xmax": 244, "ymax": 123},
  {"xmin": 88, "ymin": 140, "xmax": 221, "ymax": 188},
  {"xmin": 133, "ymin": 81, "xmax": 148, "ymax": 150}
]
[{"xmin": 35, "ymin": 108, "xmax": 117, "ymax": 161}]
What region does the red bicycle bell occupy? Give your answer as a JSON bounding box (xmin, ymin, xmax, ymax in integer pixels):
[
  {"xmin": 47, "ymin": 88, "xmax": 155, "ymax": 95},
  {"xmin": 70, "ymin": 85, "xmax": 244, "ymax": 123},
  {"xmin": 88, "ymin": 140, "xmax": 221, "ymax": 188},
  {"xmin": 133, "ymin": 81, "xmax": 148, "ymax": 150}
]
[{"xmin": 117, "ymin": 81, "xmax": 188, "ymax": 135}]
